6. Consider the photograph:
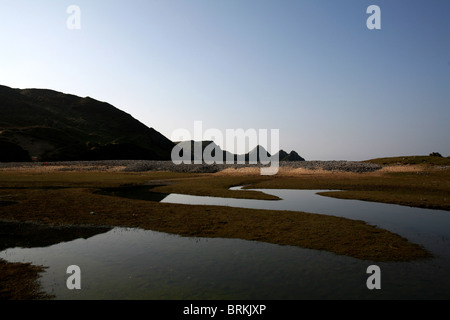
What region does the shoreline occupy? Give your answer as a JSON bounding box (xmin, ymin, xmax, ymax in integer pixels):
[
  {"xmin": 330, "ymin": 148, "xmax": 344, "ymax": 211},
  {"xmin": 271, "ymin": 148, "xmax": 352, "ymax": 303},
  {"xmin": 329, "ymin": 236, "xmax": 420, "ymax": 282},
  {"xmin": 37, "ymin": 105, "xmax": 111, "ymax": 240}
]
[
  {"xmin": 0, "ymin": 159, "xmax": 382, "ymax": 174},
  {"xmin": 1, "ymin": 162, "xmax": 448, "ymax": 299}
]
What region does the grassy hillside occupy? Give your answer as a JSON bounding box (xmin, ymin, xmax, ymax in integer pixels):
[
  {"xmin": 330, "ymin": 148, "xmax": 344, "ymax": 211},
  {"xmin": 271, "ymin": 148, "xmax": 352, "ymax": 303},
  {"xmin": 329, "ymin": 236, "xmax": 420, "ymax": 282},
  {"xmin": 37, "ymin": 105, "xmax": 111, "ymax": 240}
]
[
  {"xmin": 0, "ymin": 85, "xmax": 174, "ymax": 161},
  {"xmin": 365, "ymin": 155, "xmax": 450, "ymax": 166}
]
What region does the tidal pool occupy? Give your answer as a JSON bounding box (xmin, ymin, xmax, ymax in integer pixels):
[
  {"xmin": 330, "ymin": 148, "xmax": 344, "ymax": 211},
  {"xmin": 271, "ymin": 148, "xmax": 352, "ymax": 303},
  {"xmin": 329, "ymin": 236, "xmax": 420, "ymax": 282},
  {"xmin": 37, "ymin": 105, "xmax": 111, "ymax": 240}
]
[
  {"xmin": 163, "ymin": 187, "xmax": 450, "ymax": 257},
  {"xmin": 1, "ymin": 187, "xmax": 450, "ymax": 299}
]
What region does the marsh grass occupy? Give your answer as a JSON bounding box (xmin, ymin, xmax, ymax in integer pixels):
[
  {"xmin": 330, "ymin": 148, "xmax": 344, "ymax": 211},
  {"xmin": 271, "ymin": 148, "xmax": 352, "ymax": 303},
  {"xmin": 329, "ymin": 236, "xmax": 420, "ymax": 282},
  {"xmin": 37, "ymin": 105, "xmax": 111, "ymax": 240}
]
[
  {"xmin": 365, "ymin": 155, "xmax": 450, "ymax": 166},
  {"xmin": 152, "ymin": 175, "xmax": 280, "ymax": 200},
  {"xmin": 0, "ymin": 186, "xmax": 431, "ymax": 262},
  {"xmin": 0, "ymin": 259, "xmax": 53, "ymax": 300},
  {"xmin": 0, "ymin": 170, "xmax": 436, "ymax": 261},
  {"xmin": 1, "ymin": 165, "xmax": 446, "ymax": 299},
  {"xmin": 245, "ymin": 168, "xmax": 450, "ymax": 211}
]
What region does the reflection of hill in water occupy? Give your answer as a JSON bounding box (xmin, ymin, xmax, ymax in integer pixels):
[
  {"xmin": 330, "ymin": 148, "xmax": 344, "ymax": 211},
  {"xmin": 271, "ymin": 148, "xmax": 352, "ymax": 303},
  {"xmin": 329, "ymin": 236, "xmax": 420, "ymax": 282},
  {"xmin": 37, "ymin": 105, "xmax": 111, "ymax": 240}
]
[
  {"xmin": 0, "ymin": 221, "xmax": 112, "ymax": 252},
  {"xmin": 0, "ymin": 200, "xmax": 17, "ymax": 207},
  {"xmin": 94, "ymin": 185, "xmax": 169, "ymax": 202}
]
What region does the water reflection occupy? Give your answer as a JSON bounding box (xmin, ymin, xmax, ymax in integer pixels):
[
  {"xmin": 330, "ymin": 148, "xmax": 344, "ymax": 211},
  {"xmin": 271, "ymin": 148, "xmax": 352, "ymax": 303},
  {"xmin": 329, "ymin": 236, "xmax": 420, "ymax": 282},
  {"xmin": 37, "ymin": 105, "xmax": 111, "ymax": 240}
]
[
  {"xmin": 2, "ymin": 227, "xmax": 450, "ymax": 300},
  {"xmin": 1, "ymin": 186, "xmax": 449, "ymax": 299},
  {"xmin": 162, "ymin": 187, "xmax": 450, "ymax": 257},
  {"xmin": 94, "ymin": 185, "xmax": 169, "ymax": 202},
  {"xmin": 0, "ymin": 220, "xmax": 111, "ymax": 252},
  {"xmin": 0, "ymin": 200, "xmax": 17, "ymax": 207}
]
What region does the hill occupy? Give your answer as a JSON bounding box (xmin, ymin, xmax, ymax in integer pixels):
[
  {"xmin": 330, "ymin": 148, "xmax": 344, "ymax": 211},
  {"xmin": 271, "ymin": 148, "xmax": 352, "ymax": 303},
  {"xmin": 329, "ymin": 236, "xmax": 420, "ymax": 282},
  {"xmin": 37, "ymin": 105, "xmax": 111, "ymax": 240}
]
[
  {"xmin": 0, "ymin": 85, "xmax": 174, "ymax": 162},
  {"xmin": 175, "ymin": 140, "xmax": 305, "ymax": 163},
  {"xmin": 365, "ymin": 155, "xmax": 450, "ymax": 166}
]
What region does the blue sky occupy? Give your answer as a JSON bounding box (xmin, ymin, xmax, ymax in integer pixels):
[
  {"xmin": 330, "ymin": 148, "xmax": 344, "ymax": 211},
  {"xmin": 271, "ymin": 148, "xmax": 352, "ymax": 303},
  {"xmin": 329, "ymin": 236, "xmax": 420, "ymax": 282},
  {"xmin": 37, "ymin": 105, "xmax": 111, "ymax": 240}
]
[{"xmin": 1, "ymin": 0, "xmax": 448, "ymax": 160}]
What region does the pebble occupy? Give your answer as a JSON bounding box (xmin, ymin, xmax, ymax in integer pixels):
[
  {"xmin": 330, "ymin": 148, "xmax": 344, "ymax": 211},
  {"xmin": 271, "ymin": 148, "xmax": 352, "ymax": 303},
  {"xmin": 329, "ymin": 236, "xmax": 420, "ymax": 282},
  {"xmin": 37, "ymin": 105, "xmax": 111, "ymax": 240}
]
[{"xmin": 0, "ymin": 159, "xmax": 382, "ymax": 173}]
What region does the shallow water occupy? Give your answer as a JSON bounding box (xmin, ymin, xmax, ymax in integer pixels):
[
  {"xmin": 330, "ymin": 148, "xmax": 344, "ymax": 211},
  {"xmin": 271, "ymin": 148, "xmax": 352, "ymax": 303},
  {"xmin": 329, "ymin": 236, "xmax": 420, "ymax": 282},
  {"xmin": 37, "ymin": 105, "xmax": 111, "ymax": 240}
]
[
  {"xmin": 163, "ymin": 188, "xmax": 450, "ymax": 257},
  {"xmin": 1, "ymin": 187, "xmax": 450, "ymax": 299}
]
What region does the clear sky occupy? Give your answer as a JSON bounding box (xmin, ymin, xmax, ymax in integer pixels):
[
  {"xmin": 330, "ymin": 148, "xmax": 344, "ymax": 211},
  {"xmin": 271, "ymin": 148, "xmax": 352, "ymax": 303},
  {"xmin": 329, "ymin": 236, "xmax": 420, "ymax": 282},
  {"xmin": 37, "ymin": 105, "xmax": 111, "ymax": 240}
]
[{"xmin": 1, "ymin": 0, "xmax": 449, "ymax": 160}]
